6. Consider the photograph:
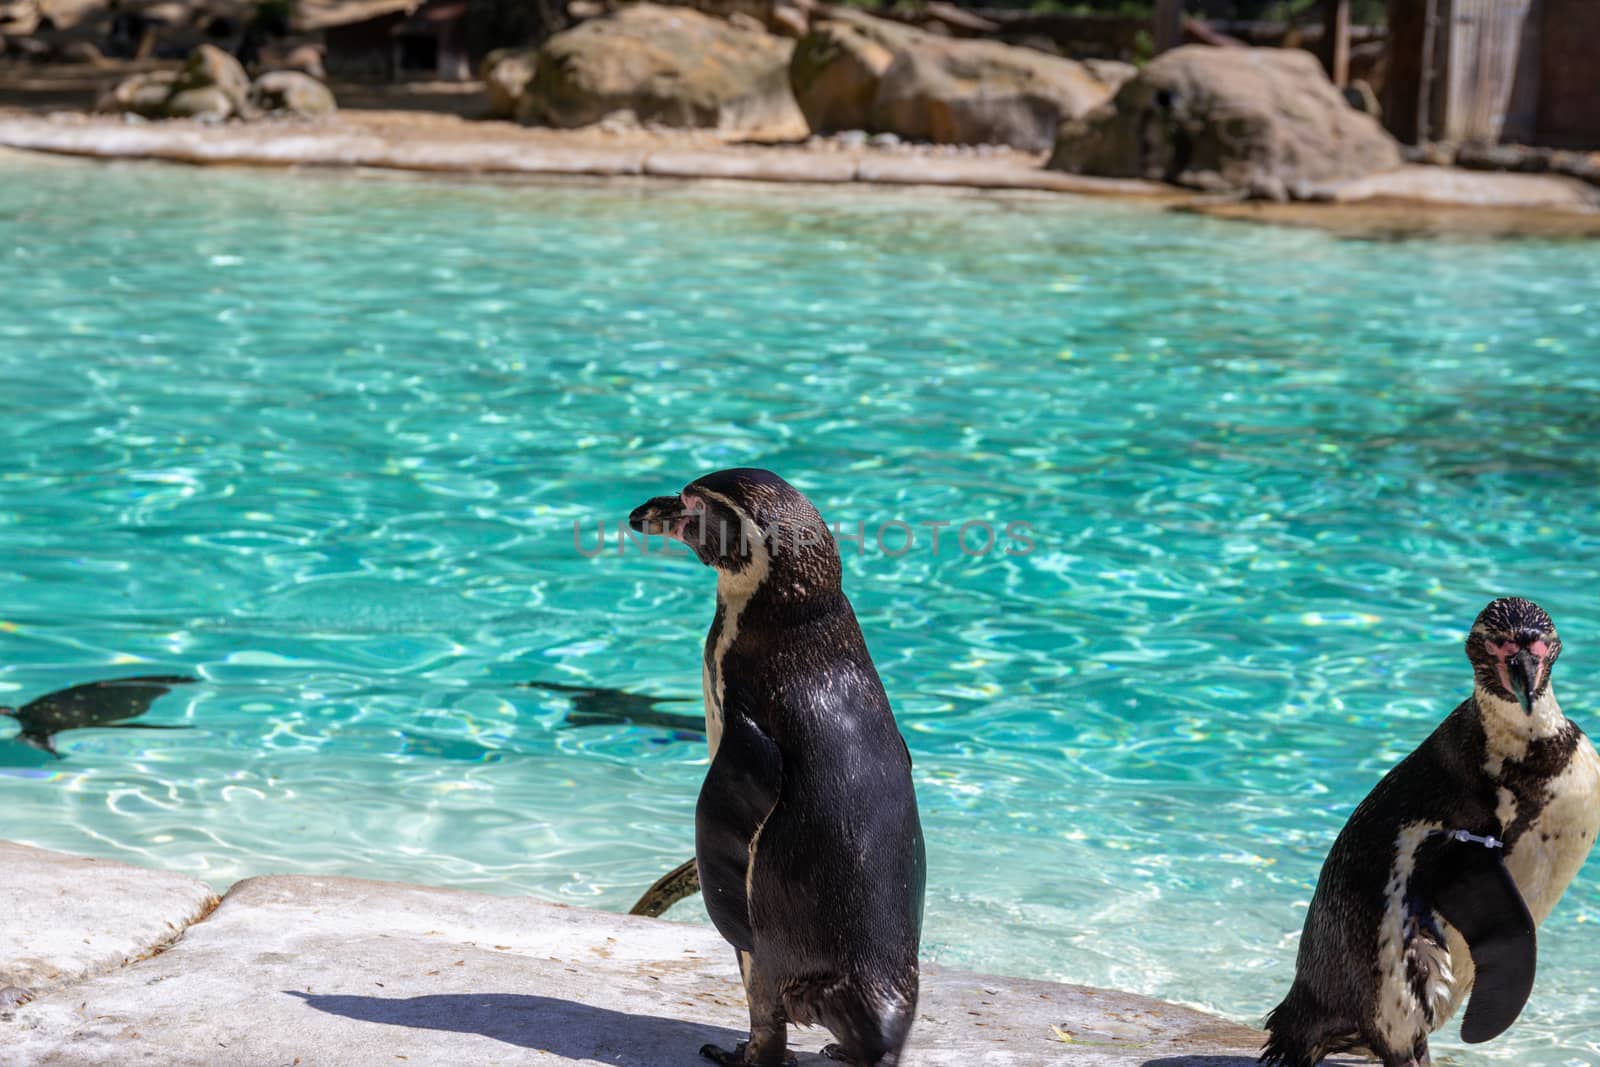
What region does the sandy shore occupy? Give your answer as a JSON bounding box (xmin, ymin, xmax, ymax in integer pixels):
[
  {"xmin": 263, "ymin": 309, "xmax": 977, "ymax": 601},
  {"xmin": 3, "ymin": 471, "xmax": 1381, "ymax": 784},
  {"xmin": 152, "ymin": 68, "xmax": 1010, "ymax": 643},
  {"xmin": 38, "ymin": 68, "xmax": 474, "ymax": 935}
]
[{"xmin": 0, "ymin": 840, "xmax": 1292, "ymax": 1066}]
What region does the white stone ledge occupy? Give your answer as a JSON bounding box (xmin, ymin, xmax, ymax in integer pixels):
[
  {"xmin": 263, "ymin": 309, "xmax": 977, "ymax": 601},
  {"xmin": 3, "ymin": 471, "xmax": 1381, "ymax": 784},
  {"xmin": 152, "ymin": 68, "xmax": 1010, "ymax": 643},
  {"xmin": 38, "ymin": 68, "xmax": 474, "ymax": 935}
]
[{"xmin": 0, "ymin": 841, "xmax": 1275, "ymax": 1066}]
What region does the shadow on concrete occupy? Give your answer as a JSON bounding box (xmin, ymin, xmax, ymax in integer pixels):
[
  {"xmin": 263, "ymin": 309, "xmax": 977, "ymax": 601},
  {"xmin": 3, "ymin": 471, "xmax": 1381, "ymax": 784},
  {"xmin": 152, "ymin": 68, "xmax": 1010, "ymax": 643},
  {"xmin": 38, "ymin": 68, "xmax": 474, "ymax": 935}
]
[{"xmin": 286, "ymin": 990, "xmax": 757, "ymax": 1064}]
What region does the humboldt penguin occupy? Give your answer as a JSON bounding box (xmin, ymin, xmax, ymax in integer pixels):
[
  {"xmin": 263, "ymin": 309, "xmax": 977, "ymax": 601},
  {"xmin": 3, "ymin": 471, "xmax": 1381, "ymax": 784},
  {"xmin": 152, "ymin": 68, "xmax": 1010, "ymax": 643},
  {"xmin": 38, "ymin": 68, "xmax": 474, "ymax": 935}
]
[
  {"xmin": 1262, "ymin": 597, "xmax": 1600, "ymax": 1066},
  {"xmin": 1, "ymin": 676, "xmax": 196, "ymax": 757},
  {"xmin": 630, "ymin": 468, "xmax": 925, "ymax": 1067}
]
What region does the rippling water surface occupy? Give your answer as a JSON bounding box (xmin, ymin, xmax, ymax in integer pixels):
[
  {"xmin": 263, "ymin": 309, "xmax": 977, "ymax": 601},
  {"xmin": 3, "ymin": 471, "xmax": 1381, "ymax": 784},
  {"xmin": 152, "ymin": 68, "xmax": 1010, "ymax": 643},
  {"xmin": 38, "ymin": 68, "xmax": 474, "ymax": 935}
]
[{"xmin": 3, "ymin": 158, "xmax": 1599, "ymax": 1064}]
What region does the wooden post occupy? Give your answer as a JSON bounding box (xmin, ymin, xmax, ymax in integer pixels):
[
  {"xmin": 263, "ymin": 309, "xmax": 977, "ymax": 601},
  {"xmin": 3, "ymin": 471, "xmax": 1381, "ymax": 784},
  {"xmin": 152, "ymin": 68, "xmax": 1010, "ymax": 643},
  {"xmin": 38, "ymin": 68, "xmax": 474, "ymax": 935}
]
[
  {"xmin": 1322, "ymin": 0, "xmax": 1351, "ymax": 86},
  {"xmin": 1154, "ymin": 0, "xmax": 1183, "ymax": 54},
  {"xmin": 1416, "ymin": 0, "xmax": 1439, "ymax": 142}
]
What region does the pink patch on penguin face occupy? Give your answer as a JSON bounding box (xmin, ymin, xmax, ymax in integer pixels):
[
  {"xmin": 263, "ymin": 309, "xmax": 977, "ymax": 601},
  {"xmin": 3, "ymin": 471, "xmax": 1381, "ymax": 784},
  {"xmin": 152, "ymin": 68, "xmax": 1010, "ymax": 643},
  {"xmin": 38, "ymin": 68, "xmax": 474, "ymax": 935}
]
[{"xmin": 674, "ymin": 492, "xmax": 707, "ymax": 542}]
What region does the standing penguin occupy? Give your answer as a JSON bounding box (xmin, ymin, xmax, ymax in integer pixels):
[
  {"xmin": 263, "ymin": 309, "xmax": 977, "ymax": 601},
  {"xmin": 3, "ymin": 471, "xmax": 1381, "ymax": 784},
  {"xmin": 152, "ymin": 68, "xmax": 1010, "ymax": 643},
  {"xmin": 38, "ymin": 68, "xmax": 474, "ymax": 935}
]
[
  {"xmin": 630, "ymin": 468, "xmax": 925, "ymax": 1067},
  {"xmin": 1262, "ymin": 597, "xmax": 1600, "ymax": 1067}
]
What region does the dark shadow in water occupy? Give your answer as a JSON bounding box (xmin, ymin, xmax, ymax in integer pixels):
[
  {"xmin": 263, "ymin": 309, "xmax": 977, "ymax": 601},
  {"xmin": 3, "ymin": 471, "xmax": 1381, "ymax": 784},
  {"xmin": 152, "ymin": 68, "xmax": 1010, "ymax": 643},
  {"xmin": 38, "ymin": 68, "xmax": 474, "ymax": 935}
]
[
  {"xmin": 0, "ymin": 675, "xmax": 195, "ymax": 758},
  {"xmin": 522, "ymin": 681, "xmax": 705, "ymax": 741},
  {"xmin": 286, "ymin": 991, "xmax": 777, "ymax": 1065}
]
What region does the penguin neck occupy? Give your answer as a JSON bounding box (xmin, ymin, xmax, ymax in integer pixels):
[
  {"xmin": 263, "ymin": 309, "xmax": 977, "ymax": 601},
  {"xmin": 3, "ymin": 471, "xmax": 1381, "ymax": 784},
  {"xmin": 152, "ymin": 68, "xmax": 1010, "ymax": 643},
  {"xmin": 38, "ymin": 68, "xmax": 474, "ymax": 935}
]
[{"xmin": 1475, "ymin": 683, "xmax": 1567, "ymax": 774}]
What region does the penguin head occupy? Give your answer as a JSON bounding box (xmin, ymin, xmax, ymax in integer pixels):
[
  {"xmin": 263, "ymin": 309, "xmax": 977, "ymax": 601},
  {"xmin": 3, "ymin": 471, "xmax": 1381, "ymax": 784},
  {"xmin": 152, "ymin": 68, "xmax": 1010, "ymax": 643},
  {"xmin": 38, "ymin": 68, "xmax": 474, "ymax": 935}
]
[
  {"xmin": 629, "ymin": 468, "xmax": 841, "ymax": 602},
  {"xmin": 1466, "ymin": 597, "xmax": 1560, "ymax": 715}
]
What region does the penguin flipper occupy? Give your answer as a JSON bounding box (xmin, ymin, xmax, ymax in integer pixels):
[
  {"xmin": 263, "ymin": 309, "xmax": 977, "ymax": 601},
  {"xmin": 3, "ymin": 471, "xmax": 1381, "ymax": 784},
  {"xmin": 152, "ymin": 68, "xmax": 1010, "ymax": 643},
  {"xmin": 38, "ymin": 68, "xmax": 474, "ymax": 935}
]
[
  {"xmin": 695, "ymin": 708, "xmax": 782, "ymax": 952},
  {"xmin": 1420, "ymin": 832, "xmax": 1537, "ymax": 1044},
  {"xmin": 629, "ymin": 857, "xmax": 701, "ymax": 917}
]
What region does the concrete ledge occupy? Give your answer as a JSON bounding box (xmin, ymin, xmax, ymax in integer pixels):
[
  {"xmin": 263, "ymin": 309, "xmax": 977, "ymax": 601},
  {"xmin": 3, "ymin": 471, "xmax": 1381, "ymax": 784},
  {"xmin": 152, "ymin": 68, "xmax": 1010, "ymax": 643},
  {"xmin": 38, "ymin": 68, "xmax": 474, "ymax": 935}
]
[
  {"xmin": 1322, "ymin": 165, "xmax": 1600, "ymax": 209},
  {"xmin": 4, "ymin": 113, "xmax": 1598, "ymax": 237},
  {"xmin": 0, "ymin": 113, "xmax": 1171, "ymax": 198},
  {"xmin": 0, "ymin": 841, "xmax": 218, "ymax": 995},
  {"xmin": 1, "ymin": 843, "xmax": 1270, "ymax": 1066},
  {"xmin": 642, "ymin": 149, "xmax": 860, "ymax": 183}
]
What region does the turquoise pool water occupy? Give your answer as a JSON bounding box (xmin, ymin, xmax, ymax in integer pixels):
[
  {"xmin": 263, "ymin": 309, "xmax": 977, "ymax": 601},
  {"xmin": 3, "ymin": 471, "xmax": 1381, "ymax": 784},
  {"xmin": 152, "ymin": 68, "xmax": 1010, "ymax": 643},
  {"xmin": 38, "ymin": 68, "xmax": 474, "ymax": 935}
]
[{"xmin": 3, "ymin": 157, "xmax": 1599, "ymax": 1064}]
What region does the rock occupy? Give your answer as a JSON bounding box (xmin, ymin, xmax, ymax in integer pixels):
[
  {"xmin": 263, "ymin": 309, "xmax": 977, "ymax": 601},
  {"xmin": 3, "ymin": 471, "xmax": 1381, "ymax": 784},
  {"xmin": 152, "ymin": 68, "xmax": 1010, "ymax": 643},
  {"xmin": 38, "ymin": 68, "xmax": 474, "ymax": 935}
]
[
  {"xmin": 0, "ymin": 841, "xmax": 216, "ymax": 997},
  {"xmin": 1083, "ymin": 58, "xmax": 1136, "ymax": 88},
  {"xmin": 58, "ymin": 38, "xmax": 103, "ymax": 64},
  {"xmin": 1402, "ymin": 141, "xmax": 1454, "ymax": 167},
  {"xmin": 770, "ymin": 1, "xmax": 806, "ymax": 37},
  {"xmin": 1343, "ymin": 77, "xmax": 1380, "ymax": 117},
  {"xmin": 1455, "ymin": 140, "xmax": 1551, "ymax": 173},
  {"xmin": 790, "ymin": 9, "xmax": 1125, "ymax": 151},
  {"xmin": 872, "ymin": 34, "xmax": 1125, "ymax": 150},
  {"xmin": 788, "ymin": 13, "xmax": 905, "ymax": 134},
  {"xmin": 166, "ymin": 85, "xmax": 234, "ymax": 120},
  {"xmin": 521, "ymin": 3, "xmax": 802, "ymax": 134},
  {"xmin": 94, "ymin": 69, "xmax": 177, "ymax": 116},
  {"xmin": 1552, "ymin": 151, "xmax": 1600, "ymax": 186},
  {"xmin": 251, "ymin": 70, "xmax": 336, "ymax": 118},
  {"xmin": 283, "ymin": 43, "xmax": 327, "ymax": 80},
  {"xmin": 482, "ymin": 46, "xmax": 537, "ymax": 120},
  {"xmin": 1048, "ymin": 45, "xmax": 1401, "ymax": 195},
  {"xmin": 172, "ymin": 42, "xmax": 252, "ymax": 115},
  {"xmin": 0, "ymin": 0, "xmax": 37, "ymax": 36}
]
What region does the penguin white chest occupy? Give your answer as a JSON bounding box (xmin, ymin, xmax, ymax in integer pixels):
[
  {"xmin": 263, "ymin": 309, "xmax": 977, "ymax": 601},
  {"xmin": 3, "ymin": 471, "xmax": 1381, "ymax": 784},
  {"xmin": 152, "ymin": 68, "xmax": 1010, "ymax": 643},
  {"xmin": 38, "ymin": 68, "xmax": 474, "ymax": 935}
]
[{"xmin": 1505, "ymin": 737, "xmax": 1600, "ymax": 924}]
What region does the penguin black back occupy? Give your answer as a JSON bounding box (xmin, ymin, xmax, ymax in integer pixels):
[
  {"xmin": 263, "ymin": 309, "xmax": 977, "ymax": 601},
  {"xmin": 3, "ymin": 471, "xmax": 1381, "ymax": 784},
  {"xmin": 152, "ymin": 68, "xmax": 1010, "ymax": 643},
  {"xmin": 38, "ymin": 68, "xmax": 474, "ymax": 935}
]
[{"xmin": 631, "ymin": 468, "xmax": 925, "ymax": 1066}]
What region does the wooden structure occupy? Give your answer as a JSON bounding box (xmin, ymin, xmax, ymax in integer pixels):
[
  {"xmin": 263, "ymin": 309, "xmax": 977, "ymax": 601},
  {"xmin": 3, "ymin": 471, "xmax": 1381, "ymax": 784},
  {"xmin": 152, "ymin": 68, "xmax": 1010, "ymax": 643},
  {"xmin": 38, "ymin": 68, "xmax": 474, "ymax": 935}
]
[
  {"xmin": 297, "ymin": 0, "xmax": 470, "ymax": 80},
  {"xmin": 1385, "ymin": 0, "xmax": 1600, "ymax": 147},
  {"xmin": 1153, "ymin": 0, "xmax": 1182, "ymax": 53},
  {"xmin": 1321, "ymin": 0, "xmax": 1350, "ymax": 86}
]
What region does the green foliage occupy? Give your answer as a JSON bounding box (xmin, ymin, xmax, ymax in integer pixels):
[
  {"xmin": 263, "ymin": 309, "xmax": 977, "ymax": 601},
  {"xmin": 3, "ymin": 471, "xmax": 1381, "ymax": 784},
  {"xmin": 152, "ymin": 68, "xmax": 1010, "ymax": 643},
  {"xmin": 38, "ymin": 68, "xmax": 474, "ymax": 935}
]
[{"xmin": 1131, "ymin": 26, "xmax": 1153, "ymax": 62}]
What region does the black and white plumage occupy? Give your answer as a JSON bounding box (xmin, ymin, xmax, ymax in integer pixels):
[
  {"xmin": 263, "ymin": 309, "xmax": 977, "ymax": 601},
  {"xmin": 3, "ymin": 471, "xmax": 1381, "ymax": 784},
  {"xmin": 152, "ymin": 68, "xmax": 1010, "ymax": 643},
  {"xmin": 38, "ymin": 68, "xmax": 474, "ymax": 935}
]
[
  {"xmin": 1, "ymin": 675, "xmax": 196, "ymax": 757},
  {"xmin": 1262, "ymin": 597, "xmax": 1600, "ymax": 1067},
  {"xmin": 630, "ymin": 468, "xmax": 925, "ymax": 1067}
]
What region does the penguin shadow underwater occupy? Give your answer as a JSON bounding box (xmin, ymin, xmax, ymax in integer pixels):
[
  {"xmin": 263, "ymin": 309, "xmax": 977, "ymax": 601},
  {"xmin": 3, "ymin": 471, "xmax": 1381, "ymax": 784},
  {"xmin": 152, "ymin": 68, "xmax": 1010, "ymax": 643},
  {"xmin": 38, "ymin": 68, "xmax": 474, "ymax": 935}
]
[
  {"xmin": 630, "ymin": 469, "xmax": 925, "ymax": 1067},
  {"xmin": 522, "ymin": 680, "xmax": 706, "ymax": 742},
  {"xmin": 1263, "ymin": 597, "xmax": 1600, "ymax": 1067},
  {"xmin": 0, "ymin": 675, "xmax": 196, "ymax": 762}
]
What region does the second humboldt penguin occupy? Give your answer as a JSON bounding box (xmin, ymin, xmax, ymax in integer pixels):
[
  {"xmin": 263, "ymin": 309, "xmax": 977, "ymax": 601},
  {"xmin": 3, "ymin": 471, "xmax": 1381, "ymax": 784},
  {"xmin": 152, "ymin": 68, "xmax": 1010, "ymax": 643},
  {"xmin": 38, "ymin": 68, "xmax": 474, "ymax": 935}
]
[{"xmin": 630, "ymin": 468, "xmax": 925, "ymax": 1067}]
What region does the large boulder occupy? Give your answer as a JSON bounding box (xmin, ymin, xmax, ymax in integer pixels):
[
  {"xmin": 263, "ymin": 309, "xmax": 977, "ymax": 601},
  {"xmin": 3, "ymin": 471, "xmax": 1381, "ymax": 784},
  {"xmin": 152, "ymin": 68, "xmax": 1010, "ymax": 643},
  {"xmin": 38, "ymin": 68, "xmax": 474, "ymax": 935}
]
[
  {"xmin": 1048, "ymin": 45, "xmax": 1401, "ymax": 198},
  {"xmin": 873, "ymin": 37, "xmax": 1130, "ymax": 151},
  {"xmin": 251, "ymin": 70, "xmax": 336, "ymax": 118},
  {"xmin": 171, "ymin": 43, "xmax": 254, "ymax": 117},
  {"xmin": 788, "ymin": 12, "xmax": 910, "ymax": 133},
  {"xmin": 790, "ymin": 9, "xmax": 1130, "ymax": 151},
  {"xmin": 520, "ymin": 3, "xmax": 802, "ymax": 133}
]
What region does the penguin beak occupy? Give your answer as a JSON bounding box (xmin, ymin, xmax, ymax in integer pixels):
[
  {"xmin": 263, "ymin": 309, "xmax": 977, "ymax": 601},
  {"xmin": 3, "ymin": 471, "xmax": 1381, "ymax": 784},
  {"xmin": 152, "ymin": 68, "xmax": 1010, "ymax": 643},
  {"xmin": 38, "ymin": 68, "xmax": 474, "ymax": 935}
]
[
  {"xmin": 629, "ymin": 493, "xmax": 719, "ymax": 566},
  {"xmin": 1507, "ymin": 649, "xmax": 1540, "ymax": 714},
  {"xmin": 629, "ymin": 495, "xmax": 687, "ymax": 539}
]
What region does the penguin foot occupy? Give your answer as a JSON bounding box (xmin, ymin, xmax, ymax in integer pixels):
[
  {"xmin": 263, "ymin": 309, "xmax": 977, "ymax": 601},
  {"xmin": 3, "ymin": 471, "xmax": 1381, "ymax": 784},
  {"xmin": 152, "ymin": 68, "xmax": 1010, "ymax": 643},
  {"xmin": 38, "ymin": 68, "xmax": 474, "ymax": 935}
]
[
  {"xmin": 819, "ymin": 1044, "xmax": 850, "ymax": 1063},
  {"xmin": 698, "ymin": 1043, "xmax": 795, "ymax": 1067}
]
